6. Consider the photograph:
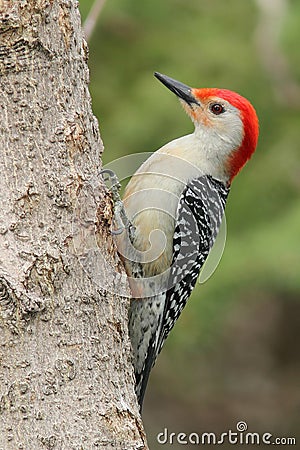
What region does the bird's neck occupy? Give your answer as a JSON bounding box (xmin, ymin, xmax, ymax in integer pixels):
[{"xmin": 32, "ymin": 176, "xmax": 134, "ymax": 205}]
[{"xmin": 159, "ymin": 132, "xmax": 231, "ymax": 186}]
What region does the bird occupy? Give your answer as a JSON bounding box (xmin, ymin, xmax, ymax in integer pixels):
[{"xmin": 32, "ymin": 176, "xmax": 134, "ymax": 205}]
[{"xmin": 112, "ymin": 72, "xmax": 259, "ymax": 409}]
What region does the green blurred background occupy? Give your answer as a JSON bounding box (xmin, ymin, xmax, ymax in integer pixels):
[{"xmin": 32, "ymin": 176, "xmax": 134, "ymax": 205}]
[{"xmin": 80, "ymin": 1, "xmax": 299, "ymax": 448}]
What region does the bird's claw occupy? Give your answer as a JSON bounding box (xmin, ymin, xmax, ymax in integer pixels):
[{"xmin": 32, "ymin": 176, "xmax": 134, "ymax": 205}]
[
  {"xmin": 100, "ymin": 168, "xmax": 135, "ymax": 239},
  {"xmin": 100, "ymin": 169, "xmax": 122, "ymax": 203}
]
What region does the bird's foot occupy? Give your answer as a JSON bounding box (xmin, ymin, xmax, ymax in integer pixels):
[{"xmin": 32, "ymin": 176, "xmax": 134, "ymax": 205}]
[{"xmin": 100, "ymin": 169, "xmax": 135, "ymax": 239}]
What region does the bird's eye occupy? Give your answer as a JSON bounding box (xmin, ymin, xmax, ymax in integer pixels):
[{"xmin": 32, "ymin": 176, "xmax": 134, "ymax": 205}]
[{"xmin": 210, "ymin": 103, "xmax": 225, "ymax": 115}]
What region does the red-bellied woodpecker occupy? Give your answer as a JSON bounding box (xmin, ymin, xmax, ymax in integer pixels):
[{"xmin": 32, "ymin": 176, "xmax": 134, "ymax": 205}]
[{"xmin": 112, "ymin": 72, "xmax": 259, "ymax": 409}]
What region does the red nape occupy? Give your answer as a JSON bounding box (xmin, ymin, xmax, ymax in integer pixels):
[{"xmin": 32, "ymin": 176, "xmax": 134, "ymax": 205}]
[
  {"xmin": 218, "ymin": 90, "xmax": 259, "ymax": 182},
  {"xmin": 193, "ymin": 88, "xmax": 259, "ymax": 182}
]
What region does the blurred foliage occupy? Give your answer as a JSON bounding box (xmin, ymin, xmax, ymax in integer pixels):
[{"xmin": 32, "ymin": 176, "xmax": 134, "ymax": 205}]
[{"xmin": 80, "ymin": 1, "xmax": 299, "ymax": 448}]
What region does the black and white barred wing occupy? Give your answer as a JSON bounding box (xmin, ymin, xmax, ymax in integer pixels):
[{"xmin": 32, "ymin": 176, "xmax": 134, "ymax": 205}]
[
  {"xmin": 129, "ymin": 175, "xmax": 228, "ymax": 407},
  {"xmin": 156, "ymin": 175, "xmax": 229, "ymax": 355}
]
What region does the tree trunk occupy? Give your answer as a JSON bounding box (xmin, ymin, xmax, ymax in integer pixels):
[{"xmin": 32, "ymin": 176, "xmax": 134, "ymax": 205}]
[{"xmin": 0, "ymin": 1, "xmax": 147, "ymax": 449}]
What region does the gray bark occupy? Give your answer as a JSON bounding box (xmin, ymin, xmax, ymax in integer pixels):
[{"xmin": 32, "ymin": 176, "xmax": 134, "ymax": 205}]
[{"xmin": 0, "ymin": 1, "xmax": 147, "ymax": 449}]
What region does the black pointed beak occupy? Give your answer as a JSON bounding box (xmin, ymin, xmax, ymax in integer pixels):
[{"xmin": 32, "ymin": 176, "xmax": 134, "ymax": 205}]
[{"xmin": 154, "ymin": 72, "xmax": 199, "ymax": 106}]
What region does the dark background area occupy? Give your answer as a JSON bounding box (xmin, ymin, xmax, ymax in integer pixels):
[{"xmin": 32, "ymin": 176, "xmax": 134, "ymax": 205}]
[{"xmin": 80, "ymin": 1, "xmax": 300, "ymax": 448}]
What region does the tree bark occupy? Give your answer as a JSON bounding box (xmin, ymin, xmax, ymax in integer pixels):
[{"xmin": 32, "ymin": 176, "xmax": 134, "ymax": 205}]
[{"xmin": 0, "ymin": 1, "xmax": 147, "ymax": 449}]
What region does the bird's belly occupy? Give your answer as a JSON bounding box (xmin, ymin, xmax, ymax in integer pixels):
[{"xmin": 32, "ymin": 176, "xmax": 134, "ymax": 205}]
[{"xmin": 131, "ymin": 208, "xmax": 175, "ymax": 277}]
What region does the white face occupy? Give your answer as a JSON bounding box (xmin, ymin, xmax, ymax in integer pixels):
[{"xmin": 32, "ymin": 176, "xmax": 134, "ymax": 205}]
[
  {"xmin": 176, "ymin": 96, "xmax": 245, "ymax": 183},
  {"xmin": 181, "ymin": 96, "xmax": 244, "ymax": 156}
]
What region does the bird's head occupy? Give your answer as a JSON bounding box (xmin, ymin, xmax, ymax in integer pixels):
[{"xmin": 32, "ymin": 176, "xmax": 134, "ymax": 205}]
[{"xmin": 154, "ymin": 72, "xmax": 259, "ymax": 183}]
